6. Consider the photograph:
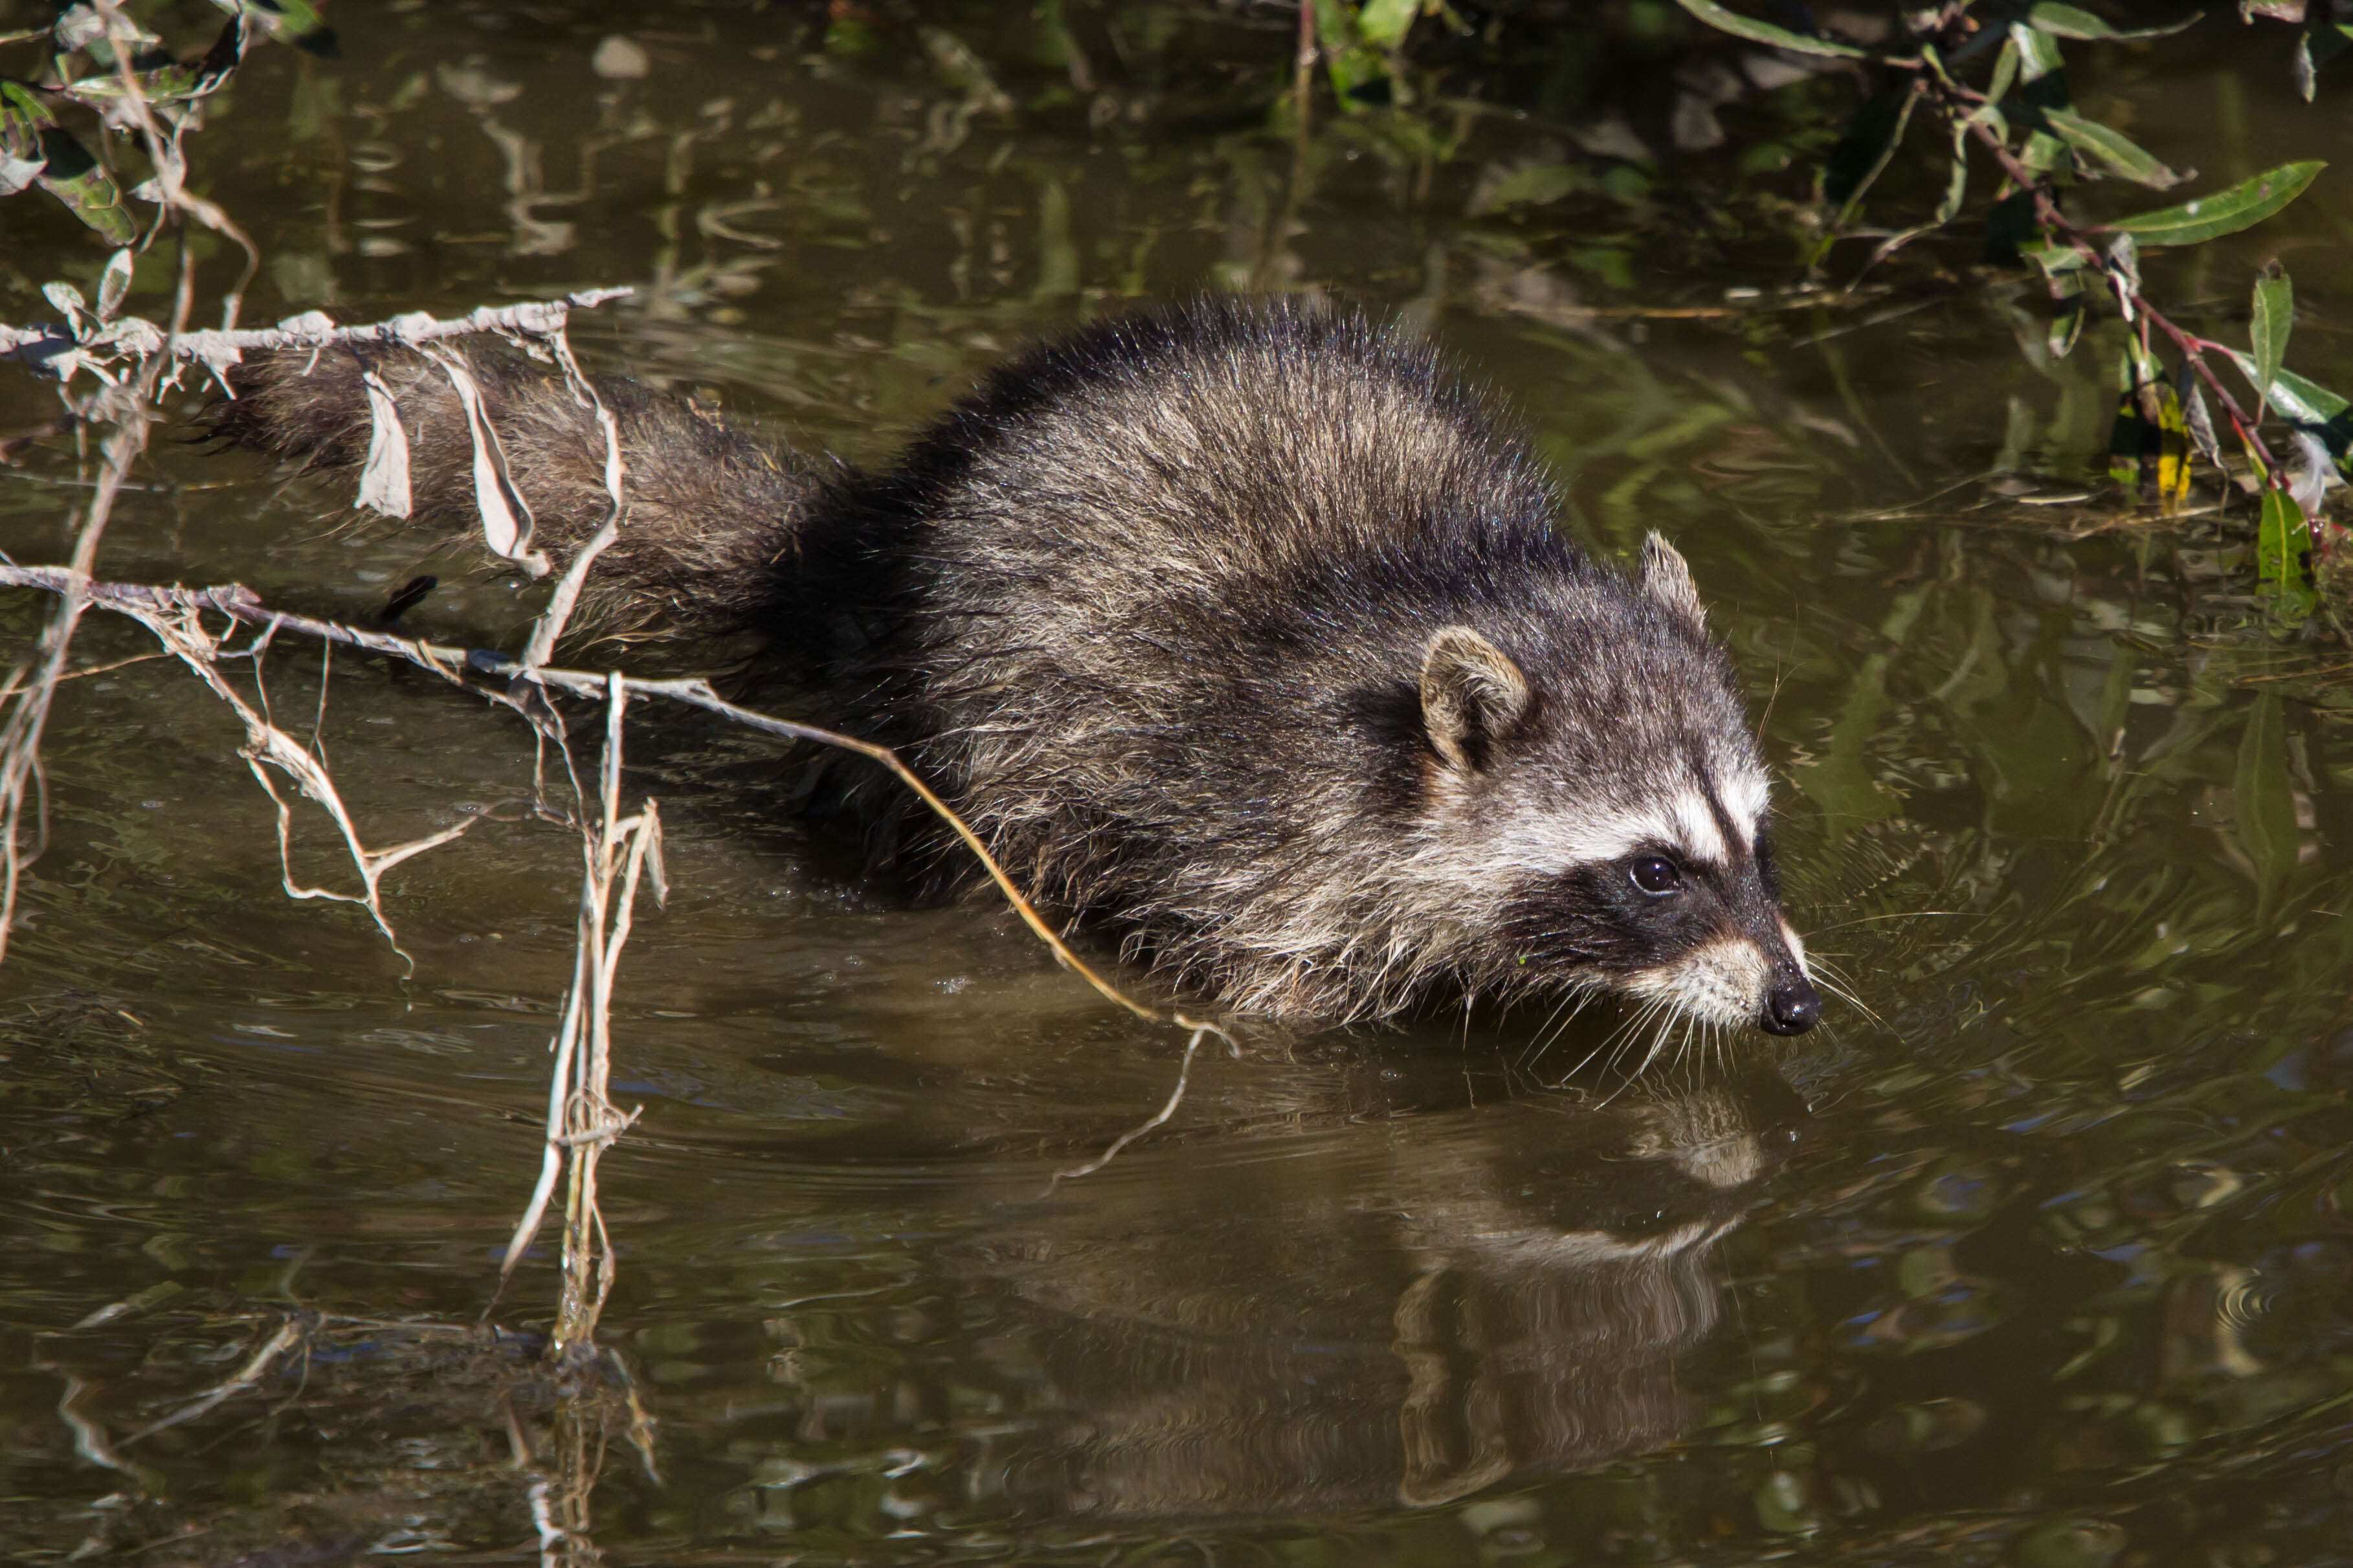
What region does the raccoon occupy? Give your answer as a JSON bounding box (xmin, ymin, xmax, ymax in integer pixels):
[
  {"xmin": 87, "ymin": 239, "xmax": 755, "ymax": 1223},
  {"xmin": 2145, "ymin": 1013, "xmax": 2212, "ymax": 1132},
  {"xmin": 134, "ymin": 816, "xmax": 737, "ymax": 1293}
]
[{"xmin": 219, "ymin": 299, "xmax": 1820, "ymax": 1037}]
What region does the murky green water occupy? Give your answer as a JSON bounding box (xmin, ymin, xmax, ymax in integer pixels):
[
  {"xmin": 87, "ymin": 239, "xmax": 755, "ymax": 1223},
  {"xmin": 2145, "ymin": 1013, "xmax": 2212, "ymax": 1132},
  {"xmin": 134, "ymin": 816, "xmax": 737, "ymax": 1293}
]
[{"xmin": 5, "ymin": 5, "xmax": 2353, "ymax": 1563}]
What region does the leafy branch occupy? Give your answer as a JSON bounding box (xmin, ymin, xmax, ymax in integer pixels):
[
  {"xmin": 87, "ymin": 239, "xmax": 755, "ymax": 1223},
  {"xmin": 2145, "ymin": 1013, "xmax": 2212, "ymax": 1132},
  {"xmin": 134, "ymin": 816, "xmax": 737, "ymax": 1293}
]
[
  {"xmin": 2, "ymin": 1, "xmax": 329, "ymax": 249},
  {"xmin": 1675, "ymin": 0, "xmax": 2347, "ymax": 619}
]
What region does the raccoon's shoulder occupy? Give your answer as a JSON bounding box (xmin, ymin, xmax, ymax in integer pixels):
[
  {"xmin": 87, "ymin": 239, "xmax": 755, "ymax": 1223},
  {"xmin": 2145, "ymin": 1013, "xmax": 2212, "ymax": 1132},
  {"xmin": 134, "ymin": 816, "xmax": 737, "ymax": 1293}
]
[{"xmin": 888, "ymin": 299, "xmax": 1561, "ymax": 566}]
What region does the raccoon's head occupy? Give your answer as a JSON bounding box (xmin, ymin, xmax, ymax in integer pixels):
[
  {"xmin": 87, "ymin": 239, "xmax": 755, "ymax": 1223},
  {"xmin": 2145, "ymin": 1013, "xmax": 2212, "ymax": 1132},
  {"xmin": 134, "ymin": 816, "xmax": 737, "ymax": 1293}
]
[{"xmin": 1407, "ymin": 534, "xmax": 1818, "ymax": 1038}]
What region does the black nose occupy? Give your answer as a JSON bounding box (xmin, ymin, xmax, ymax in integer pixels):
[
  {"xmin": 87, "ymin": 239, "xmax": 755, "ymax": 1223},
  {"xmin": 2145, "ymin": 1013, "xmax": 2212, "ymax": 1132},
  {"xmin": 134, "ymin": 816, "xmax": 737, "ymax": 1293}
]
[{"xmin": 1759, "ymin": 975, "xmax": 1820, "ymax": 1035}]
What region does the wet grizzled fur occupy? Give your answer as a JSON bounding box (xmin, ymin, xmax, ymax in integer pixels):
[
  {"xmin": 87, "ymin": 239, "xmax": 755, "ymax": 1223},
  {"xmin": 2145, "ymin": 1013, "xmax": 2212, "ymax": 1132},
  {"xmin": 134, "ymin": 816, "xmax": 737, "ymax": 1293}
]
[{"xmin": 221, "ymin": 300, "xmax": 1807, "ymax": 1028}]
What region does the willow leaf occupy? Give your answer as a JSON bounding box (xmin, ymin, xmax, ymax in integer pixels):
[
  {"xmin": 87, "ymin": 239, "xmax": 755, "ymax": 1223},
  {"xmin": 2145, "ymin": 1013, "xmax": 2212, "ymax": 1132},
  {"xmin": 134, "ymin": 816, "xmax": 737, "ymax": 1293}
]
[
  {"xmin": 2251, "ymin": 266, "xmax": 2292, "ymax": 425},
  {"xmin": 2104, "ymin": 161, "xmax": 2324, "ymax": 247},
  {"xmin": 26, "ymin": 126, "xmax": 137, "ymax": 243},
  {"xmin": 2011, "ymin": 21, "xmax": 2066, "ymax": 81},
  {"xmin": 203, "ymin": 0, "xmax": 335, "ymax": 56},
  {"xmin": 2042, "ymin": 107, "xmax": 2182, "ymax": 189},
  {"xmin": 1824, "ymin": 81, "xmax": 1920, "ymax": 217},
  {"xmin": 2256, "ymin": 491, "xmax": 2317, "ymax": 626},
  {"xmin": 2214, "ymin": 346, "xmax": 2350, "ymax": 436},
  {"xmin": 2025, "ymin": 3, "xmax": 2199, "ymax": 41},
  {"xmin": 1671, "ymin": 0, "xmax": 1870, "ymax": 58},
  {"xmin": 1357, "ymin": 0, "xmax": 1421, "ymax": 50},
  {"xmin": 2047, "ymin": 267, "xmax": 2086, "ymax": 359}
]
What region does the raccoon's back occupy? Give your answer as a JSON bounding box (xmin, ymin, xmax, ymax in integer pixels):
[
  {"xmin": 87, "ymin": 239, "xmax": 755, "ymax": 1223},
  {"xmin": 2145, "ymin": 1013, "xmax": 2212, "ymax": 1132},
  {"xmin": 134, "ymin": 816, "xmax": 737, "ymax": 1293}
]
[
  {"xmin": 873, "ymin": 300, "xmax": 1602, "ymax": 776},
  {"xmin": 886, "ymin": 301, "xmax": 1576, "ymax": 641}
]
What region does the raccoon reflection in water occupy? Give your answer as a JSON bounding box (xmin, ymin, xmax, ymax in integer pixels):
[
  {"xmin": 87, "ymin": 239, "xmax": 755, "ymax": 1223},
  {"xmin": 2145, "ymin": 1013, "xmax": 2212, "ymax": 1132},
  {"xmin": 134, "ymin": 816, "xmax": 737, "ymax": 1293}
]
[
  {"xmin": 221, "ymin": 298, "xmax": 1822, "ymax": 1042},
  {"xmin": 939, "ymin": 1067, "xmax": 1811, "ymax": 1518}
]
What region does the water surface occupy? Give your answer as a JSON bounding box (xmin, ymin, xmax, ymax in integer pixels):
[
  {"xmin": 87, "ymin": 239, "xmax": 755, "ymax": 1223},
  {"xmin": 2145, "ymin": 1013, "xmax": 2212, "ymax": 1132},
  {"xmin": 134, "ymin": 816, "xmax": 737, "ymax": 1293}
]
[{"xmin": 4, "ymin": 5, "xmax": 2353, "ymax": 1563}]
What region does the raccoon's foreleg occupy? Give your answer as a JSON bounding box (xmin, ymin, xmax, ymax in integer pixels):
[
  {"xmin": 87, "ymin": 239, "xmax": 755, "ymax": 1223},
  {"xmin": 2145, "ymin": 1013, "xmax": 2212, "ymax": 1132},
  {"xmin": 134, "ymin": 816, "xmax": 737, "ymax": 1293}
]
[{"xmin": 217, "ymin": 342, "xmax": 830, "ymax": 640}]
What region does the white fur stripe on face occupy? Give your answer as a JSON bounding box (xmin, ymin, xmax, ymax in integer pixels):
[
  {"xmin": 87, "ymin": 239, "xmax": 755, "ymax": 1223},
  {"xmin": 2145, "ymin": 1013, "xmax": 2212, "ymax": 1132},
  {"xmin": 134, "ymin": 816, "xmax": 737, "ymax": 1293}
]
[
  {"xmin": 1778, "ymin": 917, "xmax": 1807, "ymax": 972},
  {"xmin": 1669, "ymin": 788, "xmax": 1727, "ymax": 866},
  {"xmin": 1469, "ymin": 766, "xmax": 1769, "ymax": 879},
  {"xmin": 1716, "ymin": 767, "xmax": 1770, "ymax": 851},
  {"xmin": 1502, "ymin": 791, "xmax": 1726, "ymax": 870}
]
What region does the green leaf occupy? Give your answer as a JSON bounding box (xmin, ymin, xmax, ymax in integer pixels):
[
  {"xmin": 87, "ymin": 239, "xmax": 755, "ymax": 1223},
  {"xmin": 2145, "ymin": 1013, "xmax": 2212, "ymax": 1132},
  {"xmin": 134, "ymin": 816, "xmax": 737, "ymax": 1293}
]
[
  {"xmin": 60, "ymin": 19, "xmax": 245, "ymax": 108},
  {"xmin": 2011, "ymin": 21, "xmax": 2067, "ymax": 82},
  {"xmin": 1356, "ymin": 0, "xmax": 1422, "ymax": 51},
  {"xmin": 1931, "ymin": 121, "xmax": 1969, "ymax": 225},
  {"xmin": 1859, "ymin": 114, "xmax": 1970, "ymax": 272},
  {"xmin": 1985, "ymin": 37, "xmax": 2021, "ymax": 105},
  {"xmin": 2257, "ymin": 487, "xmax": 2317, "ymax": 628},
  {"xmin": 2025, "ymin": 3, "xmax": 2200, "ymax": 41},
  {"xmin": 2104, "ymin": 160, "xmax": 2325, "ymax": 247},
  {"xmin": 2008, "ymin": 24, "xmax": 2075, "ymax": 184},
  {"xmin": 1, "ymin": 78, "xmax": 55, "ymax": 150},
  {"xmin": 19, "ymin": 124, "xmax": 138, "ymax": 243},
  {"xmin": 2018, "ymin": 238, "xmax": 2088, "ymax": 275},
  {"xmin": 2251, "ymin": 265, "xmax": 2292, "ymax": 425},
  {"xmin": 1312, "ymin": 0, "xmax": 1388, "ymax": 112},
  {"xmin": 1671, "ymin": 0, "xmax": 1870, "ymax": 58},
  {"xmin": 2019, "ymin": 237, "xmax": 2089, "ymax": 357},
  {"xmin": 2018, "ymin": 128, "xmax": 2073, "ymax": 182},
  {"xmin": 2042, "ymin": 107, "xmax": 2183, "ymax": 188},
  {"xmin": 2214, "ymin": 346, "xmax": 2353, "ymax": 463}
]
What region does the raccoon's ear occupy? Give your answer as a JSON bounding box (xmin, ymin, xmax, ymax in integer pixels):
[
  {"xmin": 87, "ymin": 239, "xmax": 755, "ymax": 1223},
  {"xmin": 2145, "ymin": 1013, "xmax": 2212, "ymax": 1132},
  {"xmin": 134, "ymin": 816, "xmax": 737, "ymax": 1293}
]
[
  {"xmin": 1639, "ymin": 532, "xmax": 1708, "ymax": 635},
  {"xmin": 1420, "ymin": 626, "xmax": 1533, "ymax": 771}
]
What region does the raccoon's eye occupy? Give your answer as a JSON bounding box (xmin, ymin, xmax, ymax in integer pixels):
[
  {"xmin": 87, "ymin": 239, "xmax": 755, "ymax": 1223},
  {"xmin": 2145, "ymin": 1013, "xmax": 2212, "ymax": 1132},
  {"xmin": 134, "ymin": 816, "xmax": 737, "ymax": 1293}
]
[{"xmin": 1629, "ymin": 856, "xmax": 1682, "ymax": 896}]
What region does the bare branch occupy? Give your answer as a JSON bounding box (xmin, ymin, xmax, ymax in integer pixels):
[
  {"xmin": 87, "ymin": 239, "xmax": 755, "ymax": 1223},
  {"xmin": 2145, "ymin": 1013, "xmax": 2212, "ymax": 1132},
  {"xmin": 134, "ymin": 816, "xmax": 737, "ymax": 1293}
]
[
  {"xmin": 0, "ymin": 290, "xmax": 634, "ymax": 393},
  {"xmin": 0, "ymin": 565, "xmax": 1226, "ymax": 1040}
]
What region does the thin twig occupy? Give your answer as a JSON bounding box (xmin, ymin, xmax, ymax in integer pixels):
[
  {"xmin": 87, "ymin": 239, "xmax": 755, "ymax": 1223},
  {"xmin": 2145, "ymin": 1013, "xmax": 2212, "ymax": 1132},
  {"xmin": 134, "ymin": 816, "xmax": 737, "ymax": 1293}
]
[{"xmin": 1049, "ymin": 1021, "xmax": 1223, "ymax": 1187}]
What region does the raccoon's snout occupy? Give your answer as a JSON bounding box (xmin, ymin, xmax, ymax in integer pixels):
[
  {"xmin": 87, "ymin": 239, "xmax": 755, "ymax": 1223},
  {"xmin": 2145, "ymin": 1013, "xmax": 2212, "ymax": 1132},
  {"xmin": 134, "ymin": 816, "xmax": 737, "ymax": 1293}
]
[{"xmin": 1758, "ymin": 974, "xmax": 1820, "ymax": 1035}]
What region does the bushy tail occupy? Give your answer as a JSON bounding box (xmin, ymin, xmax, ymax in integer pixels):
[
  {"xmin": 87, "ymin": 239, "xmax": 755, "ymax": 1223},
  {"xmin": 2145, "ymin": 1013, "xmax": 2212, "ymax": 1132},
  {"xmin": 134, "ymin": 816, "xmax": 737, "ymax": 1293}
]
[{"xmin": 217, "ymin": 342, "xmax": 831, "ymax": 641}]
